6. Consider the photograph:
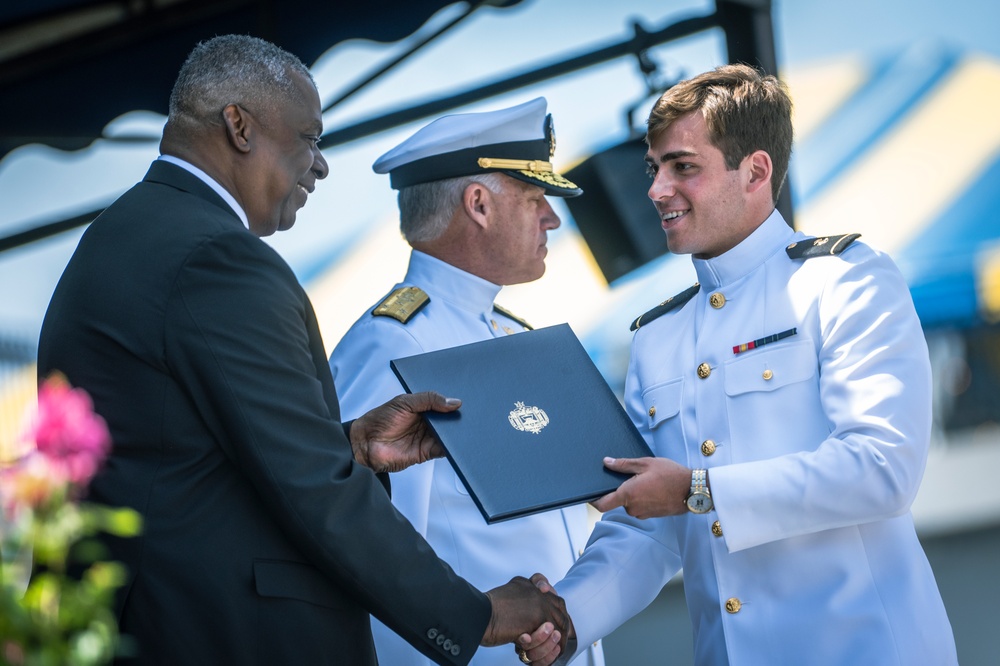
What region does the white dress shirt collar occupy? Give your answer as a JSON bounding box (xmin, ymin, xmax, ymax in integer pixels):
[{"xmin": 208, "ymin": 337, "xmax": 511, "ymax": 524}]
[{"xmin": 158, "ymin": 155, "xmax": 249, "ymax": 229}]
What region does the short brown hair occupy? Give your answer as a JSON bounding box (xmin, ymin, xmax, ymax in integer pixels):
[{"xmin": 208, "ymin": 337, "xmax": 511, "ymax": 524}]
[{"xmin": 646, "ymin": 64, "xmax": 792, "ymax": 203}]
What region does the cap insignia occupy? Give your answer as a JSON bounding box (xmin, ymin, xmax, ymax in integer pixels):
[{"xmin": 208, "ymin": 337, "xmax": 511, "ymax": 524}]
[{"xmin": 545, "ymin": 114, "xmax": 556, "ymax": 159}]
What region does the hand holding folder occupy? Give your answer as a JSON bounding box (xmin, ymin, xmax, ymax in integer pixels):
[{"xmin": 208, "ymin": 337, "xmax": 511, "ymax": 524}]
[
  {"xmin": 591, "ymin": 455, "xmax": 693, "ymax": 518},
  {"xmin": 391, "ymin": 323, "xmax": 654, "ymax": 524}
]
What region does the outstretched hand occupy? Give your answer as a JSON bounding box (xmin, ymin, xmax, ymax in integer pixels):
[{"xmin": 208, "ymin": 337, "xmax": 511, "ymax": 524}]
[
  {"xmin": 590, "ymin": 456, "xmax": 691, "ymax": 518},
  {"xmin": 483, "ymin": 574, "xmax": 573, "ymax": 666},
  {"xmin": 349, "ymin": 391, "xmax": 460, "ymax": 473}
]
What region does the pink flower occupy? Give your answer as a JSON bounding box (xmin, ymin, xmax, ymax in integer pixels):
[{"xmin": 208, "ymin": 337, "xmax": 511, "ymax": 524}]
[{"xmin": 22, "ymin": 374, "xmax": 111, "ymax": 487}]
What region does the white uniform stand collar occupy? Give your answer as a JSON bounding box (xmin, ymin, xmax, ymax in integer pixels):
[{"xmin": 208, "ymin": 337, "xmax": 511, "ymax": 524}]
[
  {"xmin": 693, "ymin": 208, "xmax": 796, "ymax": 289},
  {"xmin": 407, "ymin": 250, "xmax": 502, "ymax": 315}
]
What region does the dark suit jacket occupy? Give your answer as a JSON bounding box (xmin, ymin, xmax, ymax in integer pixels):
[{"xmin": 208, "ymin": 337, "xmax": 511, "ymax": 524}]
[{"xmin": 37, "ymin": 160, "xmax": 491, "ymax": 665}]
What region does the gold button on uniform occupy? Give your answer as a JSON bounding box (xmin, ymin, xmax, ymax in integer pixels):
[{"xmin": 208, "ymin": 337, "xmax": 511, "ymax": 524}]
[
  {"xmin": 701, "ymin": 439, "xmax": 716, "ymax": 456},
  {"xmin": 762, "ymin": 369, "xmax": 773, "ymax": 380},
  {"xmin": 490, "ymin": 319, "xmax": 498, "ymax": 330},
  {"xmin": 712, "ymin": 521, "xmax": 723, "ymax": 537},
  {"xmin": 725, "ymin": 598, "xmax": 742, "ymax": 613},
  {"xmin": 697, "ymin": 363, "xmax": 712, "ymax": 379},
  {"xmin": 709, "ymin": 292, "xmax": 726, "ymax": 309},
  {"xmin": 648, "ymin": 406, "xmax": 656, "ymax": 418}
]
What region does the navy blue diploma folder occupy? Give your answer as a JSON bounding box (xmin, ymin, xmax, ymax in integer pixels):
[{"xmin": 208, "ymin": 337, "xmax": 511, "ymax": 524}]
[{"xmin": 390, "ymin": 323, "xmax": 654, "ymax": 524}]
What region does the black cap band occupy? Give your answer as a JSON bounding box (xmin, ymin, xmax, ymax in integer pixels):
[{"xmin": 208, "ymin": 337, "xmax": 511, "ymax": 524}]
[{"xmin": 388, "ymin": 138, "xmax": 548, "ymax": 189}]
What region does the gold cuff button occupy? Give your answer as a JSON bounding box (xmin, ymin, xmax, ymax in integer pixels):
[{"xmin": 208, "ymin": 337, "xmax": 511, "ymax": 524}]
[
  {"xmin": 701, "ymin": 439, "xmax": 716, "ymax": 456},
  {"xmin": 709, "ymin": 292, "xmax": 726, "ymax": 309},
  {"xmin": 697, "ymin": 363, "xmax": 712, "ymax": 379},
  {"xmin": 490, "ymin": 319, "xmax": 498, "ymax": 330},
  {"xmin": 712, "ymin": 520, "xmax": 723, "ymax": 537},
  {"xmin": 725, "ymin": 598, "xmax": 742, "ymax": 613},
  {"xmin": 762, "ymin": 369, "xmax": 773, "ymax": 380},
  {"xmin": 648, "ymin": 406, "xmax": 656, "ymax": 418}
]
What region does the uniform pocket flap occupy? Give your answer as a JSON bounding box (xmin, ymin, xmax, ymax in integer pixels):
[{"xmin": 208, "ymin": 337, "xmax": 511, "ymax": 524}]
[
  {"xmin": 641, "ymin": 377, "xmax": 683, "ymax": 429},
  {"xmin": 725, "ymin": 340, "xmax": 815, "ymax": 396}
]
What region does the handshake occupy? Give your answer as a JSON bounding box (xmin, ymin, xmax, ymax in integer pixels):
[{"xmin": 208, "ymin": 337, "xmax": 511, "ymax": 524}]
[
  {"xmin": 483, "ymin": 573, "xmax": 570, "ymax": 666},
  {"xmin": 353, "ymin": 393, "xmax": 575, "ymax": 663}
]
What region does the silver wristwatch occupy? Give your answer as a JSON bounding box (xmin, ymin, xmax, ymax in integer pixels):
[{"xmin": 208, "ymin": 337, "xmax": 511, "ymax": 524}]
[{"xmin": 686, "ymin": 468, "xmax": 713, "ymax": 514}]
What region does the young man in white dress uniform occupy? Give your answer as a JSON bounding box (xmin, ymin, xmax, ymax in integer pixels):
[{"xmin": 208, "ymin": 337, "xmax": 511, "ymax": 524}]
[{"xmin": 522, "ymin": 64, "xmax": 958, "ymax": 666}]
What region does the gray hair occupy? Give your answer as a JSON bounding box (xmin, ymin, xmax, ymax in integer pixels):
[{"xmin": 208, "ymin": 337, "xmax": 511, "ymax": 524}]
[
  {"xmin": 168, "ymin": 34, "xmax": 314, "ymax": 130},
  {"xmin": 399, "ymin": 172, "xmax": 507, "ymax": 243}
]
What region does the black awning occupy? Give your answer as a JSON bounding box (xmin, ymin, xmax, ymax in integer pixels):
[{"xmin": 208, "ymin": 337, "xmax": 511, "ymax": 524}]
[{"xmin": 0, "ymin": 0, "xmax": 523, "ymax": 159}]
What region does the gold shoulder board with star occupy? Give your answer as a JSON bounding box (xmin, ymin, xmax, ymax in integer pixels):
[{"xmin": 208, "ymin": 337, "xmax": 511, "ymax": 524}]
[
  {"xmin": 372, "ymin": 286, "xmax": 430, "ymax": 324},
  {"xmin": 630, "ymin": 283, "xmax": 700, "ymax": 331},
  {"xmin": 786, "ymin": 233, "xmax": 861, "ymax": 260},
  {"xmin": 493, "ymin": 303, "xmax": 533, "ymax": 330}
]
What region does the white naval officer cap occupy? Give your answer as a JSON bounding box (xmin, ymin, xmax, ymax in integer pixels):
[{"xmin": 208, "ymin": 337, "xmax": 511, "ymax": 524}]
[{"xmin": 372, "ymin": 97, "xmax": 582, "ymax": 197}]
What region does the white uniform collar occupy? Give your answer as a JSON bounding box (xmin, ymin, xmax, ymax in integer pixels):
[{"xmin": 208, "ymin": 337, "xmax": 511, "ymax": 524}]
[
  {"xmin": 693, "ymin": 208, "xmax": 796, "ymax": 289},
  {"xmin": 158, "ymin": 155, "xmax": 250, "ymax": 229},
  {"xmin": 406, "ymin": 250, "xmax": 502, "ymax": 313}
]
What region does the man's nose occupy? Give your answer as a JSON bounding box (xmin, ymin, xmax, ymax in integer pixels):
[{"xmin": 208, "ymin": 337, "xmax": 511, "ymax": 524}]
[
  {"xmin": 313, "ymin": 149, "xmax": 329, "ymax": 181},
  {"xmin": 648, "ymin": 171, "xmax": 674, "ymax": 201},
  {"xmin": 541, "ymin": 198, "xmax": 561, "ymax": 230}
]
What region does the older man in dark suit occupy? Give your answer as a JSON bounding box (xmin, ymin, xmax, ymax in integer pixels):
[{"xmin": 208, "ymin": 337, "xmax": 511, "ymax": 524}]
[{"xmin": 37, "ymin": 35, "xmax": 569, "ymax": 666}]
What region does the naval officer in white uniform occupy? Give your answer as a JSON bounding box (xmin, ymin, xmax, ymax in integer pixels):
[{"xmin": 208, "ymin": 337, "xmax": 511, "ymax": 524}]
[
  {"xmin": 330, "ymin": 98, "xmax": 604, "ymax": 666},
  {"xmin": 521, "ymin": 65, "xmax": 958, "ymax": 666}
]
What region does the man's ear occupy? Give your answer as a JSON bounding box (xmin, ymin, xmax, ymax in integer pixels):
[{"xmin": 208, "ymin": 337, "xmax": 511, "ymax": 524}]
[
  {"xmin": 463, "ymin": 182, "xmax": 492, "ymax": 229},
  {"xmin": 745, "ymin": 150, "xmax": 773, "ymax": 195},
  {"xmin": 222, "ymin": 104, "xmax": 252, "ymax": 154}
]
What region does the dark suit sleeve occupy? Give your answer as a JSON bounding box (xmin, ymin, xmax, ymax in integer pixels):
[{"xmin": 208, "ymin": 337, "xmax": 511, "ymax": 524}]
[{"xmin": 164, "ymin": 229, "xmax": 489, "ymax": 664}]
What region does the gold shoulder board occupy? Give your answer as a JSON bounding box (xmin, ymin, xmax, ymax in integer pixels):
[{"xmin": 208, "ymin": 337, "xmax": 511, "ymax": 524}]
[
  {"xmin": 493, "ymin": 303, "xmax": 533, "ymax": 330},
  {"xmin": 372, "ymin": 286, "xmax": 430, "ymax": 324}
]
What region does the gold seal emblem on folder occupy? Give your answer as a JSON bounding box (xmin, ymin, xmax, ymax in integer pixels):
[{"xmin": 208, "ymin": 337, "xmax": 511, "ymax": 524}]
[{"xmin": 508, "ymin": 401, "xmax": 549, "ymax": 435}]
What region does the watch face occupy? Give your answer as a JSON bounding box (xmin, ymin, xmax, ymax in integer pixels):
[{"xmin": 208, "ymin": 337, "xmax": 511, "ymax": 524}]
[{"xmin": 686, "ymin": 491, "xmax": 713, "ymax": 514}]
